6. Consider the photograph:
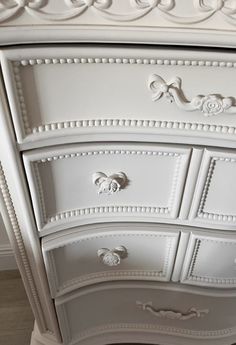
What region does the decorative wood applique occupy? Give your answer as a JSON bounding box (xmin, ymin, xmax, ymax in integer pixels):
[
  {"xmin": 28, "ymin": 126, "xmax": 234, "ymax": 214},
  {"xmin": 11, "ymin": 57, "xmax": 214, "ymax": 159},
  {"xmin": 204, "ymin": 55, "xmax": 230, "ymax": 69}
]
[
  {"xmin": 97, "ymin": 245, "xmax": 127, "ymax": 266},
  {"xmin": 10, "ymin": 57, "xmax": 236, "ymax": 140},
  {"xmin": 136, "ymin": 301, "xmax": 209, "ymax": 320},
  {"xmin": 92, "ymin": 172, "xmax": 127, "ymax": 195},
  {"xmin": 148, "ymin": 74, "xmax": 236, "ymax": 116}
]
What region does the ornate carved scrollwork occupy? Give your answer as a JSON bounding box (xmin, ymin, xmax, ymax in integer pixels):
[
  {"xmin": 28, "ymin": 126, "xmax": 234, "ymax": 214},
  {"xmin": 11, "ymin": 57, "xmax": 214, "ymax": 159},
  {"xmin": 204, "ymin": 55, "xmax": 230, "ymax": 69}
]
[
  {"xmin": 148, "ymin": 74, "xmax": 236, "ymax": 116},
  {"xmin": 1, "ymin": 0, "xmax": 236, "ymax": 24},
  {"xmin": 97, "ymin": 245, "xmax": 127, "ymax": 266},
  {"xmin": 136, "ymin": 301, "xmax": 209, "ymax": 320},
  {"xmin": 92, "ymin": 172, "xmax": 127, "ymax": 195}
]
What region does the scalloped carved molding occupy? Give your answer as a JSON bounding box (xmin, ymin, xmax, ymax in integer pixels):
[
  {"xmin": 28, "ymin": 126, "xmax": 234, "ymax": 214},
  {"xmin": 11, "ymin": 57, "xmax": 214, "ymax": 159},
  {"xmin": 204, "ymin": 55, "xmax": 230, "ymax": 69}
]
[
  {"xmin": 32, "ymin": 149, "xmax": 181, "ymax": 228},
  {"xmin": 1, "ymin": 0, "xmax": 236, "ymax": 25},
  {"xmin": 148, "ymin": 74, "xmax": 236, "ymax": 116}
]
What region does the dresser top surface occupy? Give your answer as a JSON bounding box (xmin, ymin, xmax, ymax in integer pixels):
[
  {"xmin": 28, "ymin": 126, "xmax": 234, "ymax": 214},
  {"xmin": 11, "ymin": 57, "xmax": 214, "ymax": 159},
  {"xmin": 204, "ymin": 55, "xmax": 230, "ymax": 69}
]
[{"xmin": 1, "ymin": 0, "xmax": 236, "ymax": 47}]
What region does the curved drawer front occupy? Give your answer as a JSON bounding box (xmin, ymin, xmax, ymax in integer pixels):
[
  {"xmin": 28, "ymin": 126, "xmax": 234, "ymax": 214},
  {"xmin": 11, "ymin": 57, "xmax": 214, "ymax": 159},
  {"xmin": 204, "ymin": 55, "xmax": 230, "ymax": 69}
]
[
  {"xmin": 55, "ymin": 282, "xmax": 236, "ymax": 345},
  {"xmin": 180, "ymin": 232, "xmax": 236, "ymax": 289},
  {"xmin": 42, "ymin": 223, "xmax": 179, "ymax": 297},
  {"xmin": 23, "ymin": 143, "xmax": 191, "ymax": 234},
  {"xmin": 3, "ymin": 47, "xmax": 236, "ymax": 147},
  {"xmin": 189, "ymin": 149, "xmax": 236, "ymax": 230}
]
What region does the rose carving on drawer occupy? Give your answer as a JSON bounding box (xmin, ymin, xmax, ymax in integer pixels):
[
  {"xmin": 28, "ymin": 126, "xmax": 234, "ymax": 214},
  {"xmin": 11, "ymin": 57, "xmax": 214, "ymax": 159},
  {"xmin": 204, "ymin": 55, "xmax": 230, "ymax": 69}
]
[
  {"xmin": 92, "ymin": 172, "xmax": 128, "ymax": 195},
  {"xmin": 148, "ymin": 74, "xmax": 236, "ymax": 116},
  {"xmin": 97, "ymin": 245, "xmax": 128, "ymax": 266}
]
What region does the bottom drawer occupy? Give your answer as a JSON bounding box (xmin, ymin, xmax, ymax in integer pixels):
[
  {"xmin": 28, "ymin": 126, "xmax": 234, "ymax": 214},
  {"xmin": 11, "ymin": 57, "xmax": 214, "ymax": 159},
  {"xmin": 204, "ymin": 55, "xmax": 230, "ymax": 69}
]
[{"xmin": 55, "ymin": 282, "xmax": 236, "ymax": 345}]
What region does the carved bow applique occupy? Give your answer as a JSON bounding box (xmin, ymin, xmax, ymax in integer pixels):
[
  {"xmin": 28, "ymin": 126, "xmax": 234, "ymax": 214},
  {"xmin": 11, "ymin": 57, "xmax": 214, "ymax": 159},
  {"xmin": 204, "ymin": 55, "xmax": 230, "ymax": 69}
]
[
  {"xmin": 92, "ymin": 172, "xmax": 127, "ymax": 195},
  {"xmin": 148, "ymin": 75, "xmax": 182, "ymax": 103},
  {"xmin": 148, "ymin": 74, "xmax": 236, "ymax": 116}
]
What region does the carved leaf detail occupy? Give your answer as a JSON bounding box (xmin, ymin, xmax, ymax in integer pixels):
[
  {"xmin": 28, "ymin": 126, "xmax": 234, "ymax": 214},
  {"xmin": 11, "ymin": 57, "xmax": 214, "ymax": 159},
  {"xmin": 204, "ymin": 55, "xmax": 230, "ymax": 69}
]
[
  {"xmin": 64, "ymin": 0, "xmax": 89, "ymax": 8},
  {"xmin": 64, "ymin": 0, "xmax": 112, "ymax": 8},
  {"xmin": 130, "ymin": 0, "xmax": 175, "ymax": 10},
  {"xmin": 130, "ymin": 0, "xmax": 158, "ymax": 9}
]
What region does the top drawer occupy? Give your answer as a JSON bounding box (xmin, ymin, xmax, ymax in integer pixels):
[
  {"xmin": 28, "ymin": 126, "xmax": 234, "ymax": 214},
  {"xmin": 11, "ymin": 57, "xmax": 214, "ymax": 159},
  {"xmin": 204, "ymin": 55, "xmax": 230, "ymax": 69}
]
[{"xmin": 2, "ymin": 47, "xmax": 236, "ymax": 148}]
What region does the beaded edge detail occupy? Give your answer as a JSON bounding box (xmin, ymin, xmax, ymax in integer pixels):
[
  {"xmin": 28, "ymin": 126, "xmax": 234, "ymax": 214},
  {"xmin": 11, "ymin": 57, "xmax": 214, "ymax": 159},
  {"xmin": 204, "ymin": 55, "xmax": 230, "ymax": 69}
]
[
  {"xmin": 0, "ymin": 162, "xmax": 48, "ymax": 333},
  {"xmin": 32, "ymin": 149, "xmax": 182, "ymax": 228},
  {"xmin": 47, "ymin": 233, "xmax": 175, "ymax": 294},
  {"xmin": 197, "ymin": 156, "xmax": 236, "ymax": 222},
  {"xmin": 11, "ymin": 58, "xmax": 236, "ymax": 137},
  {"xmin": 187, "ymin": 237, "xmax": 236, "ymax": 285},
  {"xmin": 75, "ymin": 322, "xmax": 235, "ymax": 340}
]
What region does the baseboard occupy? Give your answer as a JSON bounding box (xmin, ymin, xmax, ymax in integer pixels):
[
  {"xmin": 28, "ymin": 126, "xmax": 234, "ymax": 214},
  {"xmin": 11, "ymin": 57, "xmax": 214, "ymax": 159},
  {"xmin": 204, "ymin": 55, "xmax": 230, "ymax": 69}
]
[{"xmin": 0, "ymin": 244, "xmax": 17, "ymax": 270}]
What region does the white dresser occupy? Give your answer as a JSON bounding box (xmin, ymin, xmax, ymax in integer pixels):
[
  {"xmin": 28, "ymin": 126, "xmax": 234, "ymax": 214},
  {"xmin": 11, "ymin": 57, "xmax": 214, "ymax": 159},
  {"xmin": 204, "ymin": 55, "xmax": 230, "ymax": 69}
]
[{"xmin": 1, "ymin": 1, "xmax": 236, "ymax": 345}]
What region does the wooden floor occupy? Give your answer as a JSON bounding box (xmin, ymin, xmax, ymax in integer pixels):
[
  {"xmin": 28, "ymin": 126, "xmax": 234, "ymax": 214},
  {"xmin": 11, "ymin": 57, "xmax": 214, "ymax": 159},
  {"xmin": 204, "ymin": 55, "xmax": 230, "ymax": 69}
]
[
  {"xmin": 0, "ymin": 270, "xmax": 34, "ymax": 345},
  {"xmin": 0, "ymin": 271, "xmax": 154, "ymax": 345}
]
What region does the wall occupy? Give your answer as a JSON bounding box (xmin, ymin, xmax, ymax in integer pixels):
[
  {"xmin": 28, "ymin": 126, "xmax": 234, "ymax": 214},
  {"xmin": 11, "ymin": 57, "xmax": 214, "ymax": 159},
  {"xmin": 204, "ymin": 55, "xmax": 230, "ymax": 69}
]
[{"xmin": 0, "ymin": 212, "xmax": 17, "ymax": 270}]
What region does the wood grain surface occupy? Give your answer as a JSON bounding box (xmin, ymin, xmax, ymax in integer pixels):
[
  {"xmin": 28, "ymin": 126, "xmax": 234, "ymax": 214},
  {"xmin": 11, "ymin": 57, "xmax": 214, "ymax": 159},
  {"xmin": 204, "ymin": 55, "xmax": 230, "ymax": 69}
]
[{"xmin": 0, "ymin": 270, "xmax": 34, "ymax": 345}]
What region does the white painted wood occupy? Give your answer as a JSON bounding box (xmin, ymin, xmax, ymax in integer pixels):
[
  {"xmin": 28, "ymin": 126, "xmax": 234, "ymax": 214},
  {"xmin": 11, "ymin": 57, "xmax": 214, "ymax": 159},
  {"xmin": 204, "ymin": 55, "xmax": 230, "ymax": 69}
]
[
  {"xmin": 171, "ymin": 231, "xmax": 190, "ymax": 283},
  {"xmin": 2, "ymin": 6, "xmax": 236, "ymax": 345},
  {"xmin": 42, "ymin": 223, "xmax": 180, "ymax": 297},
  {"xmin": 55, "ymin": 281, "xmax": 236, "ymax": 345},
  {"xmin": 2, "ymin": 1, "xmax": 236, "ymax": 49},
  {"xmin": 23, "ymin": 143, "xmax": 191, "ymax": 234},
  {"xmin": 179, "ymin": 148, "xmax": 204, "ymax": 220},
  {"xmin": 189, "ymin": 148, "xmax": 236, "ymax": 229},
  {"xmin": 0, "ymin": 76, "xmax": 61, "ymax": 340},
  {"xmin": 180, "ymin": 231, "xmax": 236, "ymax": 288},
  {"xmin": 2, "ymin": 47, "xmax": 236, "ymax": 148},
  {"xmin": 30, "ymin": 322, "xmax": 62, "ymax": 345}
]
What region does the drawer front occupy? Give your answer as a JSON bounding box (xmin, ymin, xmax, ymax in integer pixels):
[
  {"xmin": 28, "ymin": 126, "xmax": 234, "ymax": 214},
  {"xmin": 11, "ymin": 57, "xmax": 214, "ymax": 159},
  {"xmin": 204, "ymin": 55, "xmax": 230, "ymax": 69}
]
[
  {"xmin": 23, "ymin": 143, "xmax": 191, "ymax": 234},
  {"xmin": 189, "ymin": 149, "xmax": 236, "ymax": 230},
  {"xmin": 55, "ymin": 282, "xmax": 236, "ymax": 345},
  {"xmin": 42, "ymin": 223, "xmax": 180, "ymax": 297},
  {"xmin": 3, "ymin": 47, "xmax": 236, "ymax": 147},
  {"xmin": 180, "ymin": 232, "xmax": 236, "ymax": 288}
]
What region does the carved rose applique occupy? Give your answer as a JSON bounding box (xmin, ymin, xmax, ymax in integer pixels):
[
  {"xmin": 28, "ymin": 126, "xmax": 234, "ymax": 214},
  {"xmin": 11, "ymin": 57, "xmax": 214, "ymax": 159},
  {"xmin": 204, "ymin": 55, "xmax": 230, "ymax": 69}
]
[{"xmin": 195, "ymin": 95, "xmax": 232, "ymax": 116}]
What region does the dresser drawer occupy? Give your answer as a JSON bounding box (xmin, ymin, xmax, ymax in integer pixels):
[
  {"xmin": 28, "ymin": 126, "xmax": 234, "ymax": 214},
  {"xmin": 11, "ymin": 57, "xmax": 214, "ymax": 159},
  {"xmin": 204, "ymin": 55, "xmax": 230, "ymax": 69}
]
[
  {"xmin": 23, "ymin": 143, "xmax": 190, "ymax": 234},
  {"xmin": 42, "ymin": 223, "xmax": 179, "ymax": 297},
  {"xmin": 3, "ymin": 47, "xmax": 236, "ymax": 147},
  {"xmin": 55, "ymin": 282, "xmax": 236, "ymax": 345},
  {"xmin": 189, "ymin": 148, "xmax": 236, "ymax": 230},
  {"xmin": 180, "ymin": 232, "xmax": 236, "ymax": 289}
]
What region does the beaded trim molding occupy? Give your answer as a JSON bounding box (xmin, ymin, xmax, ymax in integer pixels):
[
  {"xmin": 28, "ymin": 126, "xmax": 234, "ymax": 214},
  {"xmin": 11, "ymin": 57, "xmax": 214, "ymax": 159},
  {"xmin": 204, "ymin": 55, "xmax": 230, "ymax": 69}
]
[
  {"xmin": 31, "ymin": 149, "xmax": 182, "ymax": 228},
  {"xmin": 75, "ymin": 322, "xmax": 235, "ymax": 340},
  {"xmin": 11, "ymin": 57, "xmax": 236, "ymax": 138},
  {"xmin": 0, "ymin": 162, "xmax": 48, "ymax": 333},
  {"xmin": 47, "ymin": 233, "xmax": 175, "ymax": 294},
  {"xmin": 187, "ymin": 238, "xmax": 236, "ymax": 285},
  {"xmin": 197, "ymin": 156, "xmax": 236, "ymax": 222}
]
